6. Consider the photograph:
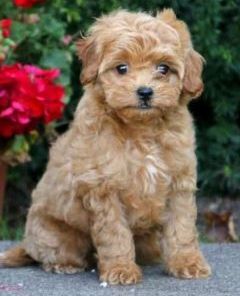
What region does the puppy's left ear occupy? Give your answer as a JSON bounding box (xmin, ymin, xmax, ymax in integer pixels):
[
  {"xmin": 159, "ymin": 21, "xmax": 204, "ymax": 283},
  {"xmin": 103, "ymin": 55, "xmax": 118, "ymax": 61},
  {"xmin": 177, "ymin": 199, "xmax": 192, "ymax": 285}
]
[
  {"xmin": 157, "ymin": 9, "xmax": 204, "ymax": 103},
  {"xmin": 76, "ymin": 37, "xmax": 102, "ymax": 85},
  {"xmin": 182, "ymin": 49, "xmax": 204, "ymax": 102}
]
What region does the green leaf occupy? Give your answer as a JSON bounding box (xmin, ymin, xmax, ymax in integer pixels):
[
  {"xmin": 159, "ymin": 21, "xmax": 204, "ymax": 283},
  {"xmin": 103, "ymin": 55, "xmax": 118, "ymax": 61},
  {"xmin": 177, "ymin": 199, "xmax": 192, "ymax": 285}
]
[{"xmin": 40, "ymin": 48, "xmax": 71, "ymax": 70}]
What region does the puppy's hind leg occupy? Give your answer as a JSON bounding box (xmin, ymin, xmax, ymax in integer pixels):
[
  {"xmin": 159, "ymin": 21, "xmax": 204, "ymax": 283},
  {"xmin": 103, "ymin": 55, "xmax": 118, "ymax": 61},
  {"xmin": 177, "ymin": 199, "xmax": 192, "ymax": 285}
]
[{"xmin": 24, "ymin": 209, "xmax": 91, "ymax": 274}]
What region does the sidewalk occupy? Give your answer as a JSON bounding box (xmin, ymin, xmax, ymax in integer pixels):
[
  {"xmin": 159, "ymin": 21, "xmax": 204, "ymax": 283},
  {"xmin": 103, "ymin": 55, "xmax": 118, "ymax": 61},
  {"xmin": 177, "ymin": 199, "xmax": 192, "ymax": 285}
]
[{"xmin": 0, "ymin": 242, "xmax": 239, "ymax": 296}]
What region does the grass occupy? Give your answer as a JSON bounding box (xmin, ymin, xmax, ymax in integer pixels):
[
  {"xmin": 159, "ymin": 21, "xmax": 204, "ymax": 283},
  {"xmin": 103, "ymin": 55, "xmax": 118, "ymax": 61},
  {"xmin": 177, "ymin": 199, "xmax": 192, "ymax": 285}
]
[{"xmin": 0, "ymin": 218, "xmax": 24, "ymax": 241}]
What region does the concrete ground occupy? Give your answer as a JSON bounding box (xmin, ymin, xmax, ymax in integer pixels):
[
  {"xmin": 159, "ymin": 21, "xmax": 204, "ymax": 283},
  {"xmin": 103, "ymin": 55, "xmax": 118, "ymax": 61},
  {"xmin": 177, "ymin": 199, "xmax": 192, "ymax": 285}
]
[{"xmin": 0, "ymin": 242, "xmax": 239, "ymax": 296}]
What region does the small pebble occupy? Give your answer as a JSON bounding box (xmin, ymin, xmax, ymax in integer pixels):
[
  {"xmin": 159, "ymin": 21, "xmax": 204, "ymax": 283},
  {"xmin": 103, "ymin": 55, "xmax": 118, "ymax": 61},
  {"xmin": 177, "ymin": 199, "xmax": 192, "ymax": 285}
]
[
  {"xmin": 100, "ymin": 281, "xmax": 108, "ymax": 288},
  {"xmin": 91, "ymin": 269, "xmax": 96, "ymax": 273}
]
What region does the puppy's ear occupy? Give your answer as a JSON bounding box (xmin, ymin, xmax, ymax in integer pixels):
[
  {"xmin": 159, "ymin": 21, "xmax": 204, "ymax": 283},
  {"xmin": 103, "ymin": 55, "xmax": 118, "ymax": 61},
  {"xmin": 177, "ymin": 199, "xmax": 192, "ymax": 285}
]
[
  {"xmin": 182, "ymin": 49, "xmax": 204, "ymax": 101},
  {"xmin": 157, "ymin": 9, "xmax": 190, "ymax": 48},
  {"xmin": 76, "ymin": 37, "xmax": 102, "ymax": 85},
  {"xmin": 157, "ymin": 9, "xmax": 204, "ymax": 102}
]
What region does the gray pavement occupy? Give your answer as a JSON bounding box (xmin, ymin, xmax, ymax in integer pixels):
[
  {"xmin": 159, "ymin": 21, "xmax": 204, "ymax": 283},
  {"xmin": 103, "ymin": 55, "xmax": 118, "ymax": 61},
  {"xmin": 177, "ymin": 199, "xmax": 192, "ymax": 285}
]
[{"xmin": 0, "ymin": 241, "xmax": 239, "ymax": 296}]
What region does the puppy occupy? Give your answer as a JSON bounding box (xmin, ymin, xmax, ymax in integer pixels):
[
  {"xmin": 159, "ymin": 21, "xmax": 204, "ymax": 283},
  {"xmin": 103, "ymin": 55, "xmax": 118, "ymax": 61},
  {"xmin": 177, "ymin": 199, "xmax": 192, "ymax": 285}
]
[{"xmin": 0, "ymin": 9, "xmax": 211, "ymax": 284}]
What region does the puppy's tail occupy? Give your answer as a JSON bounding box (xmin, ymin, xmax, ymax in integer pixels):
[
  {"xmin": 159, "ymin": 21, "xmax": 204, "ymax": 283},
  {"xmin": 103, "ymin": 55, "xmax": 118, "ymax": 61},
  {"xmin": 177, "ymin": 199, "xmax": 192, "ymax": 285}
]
[{"xmin": 0, "ymin": 244, "xmax": 34, "ymax": 267}]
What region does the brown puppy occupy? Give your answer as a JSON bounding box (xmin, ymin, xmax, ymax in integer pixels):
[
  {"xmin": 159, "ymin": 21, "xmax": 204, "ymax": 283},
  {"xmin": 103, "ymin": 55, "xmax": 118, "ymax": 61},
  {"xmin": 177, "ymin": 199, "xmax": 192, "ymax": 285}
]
[{"xmin": 0, "ymin": 9, "xmax": 211, "ymax": 285}]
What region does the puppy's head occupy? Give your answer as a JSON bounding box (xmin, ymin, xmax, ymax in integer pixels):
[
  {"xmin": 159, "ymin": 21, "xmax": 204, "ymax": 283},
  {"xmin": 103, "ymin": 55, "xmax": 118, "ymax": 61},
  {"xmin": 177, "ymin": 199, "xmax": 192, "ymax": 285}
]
[{"xmin": 77, "ymin": 10, "xmax": 204, "ymax": 121}]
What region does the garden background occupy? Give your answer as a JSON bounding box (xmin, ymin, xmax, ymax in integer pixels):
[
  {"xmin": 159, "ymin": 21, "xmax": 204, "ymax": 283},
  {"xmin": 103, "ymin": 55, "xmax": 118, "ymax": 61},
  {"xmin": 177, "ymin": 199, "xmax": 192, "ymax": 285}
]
[{"xmin": 0, "ymin": 0, "xmax": 240, "ymax": 241}]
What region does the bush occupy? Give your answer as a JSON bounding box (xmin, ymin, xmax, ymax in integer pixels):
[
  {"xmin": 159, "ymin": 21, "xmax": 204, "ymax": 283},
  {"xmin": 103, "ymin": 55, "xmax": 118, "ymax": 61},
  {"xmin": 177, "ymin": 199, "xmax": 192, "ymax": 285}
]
[{"xmin": 1, "ymin": 0, "xmax": 240, "ymax": 221}]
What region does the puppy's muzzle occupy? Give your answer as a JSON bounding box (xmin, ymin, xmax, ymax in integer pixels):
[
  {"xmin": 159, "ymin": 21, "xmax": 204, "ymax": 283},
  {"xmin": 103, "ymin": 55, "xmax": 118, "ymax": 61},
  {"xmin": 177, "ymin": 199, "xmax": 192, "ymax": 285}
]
[{"xmin": 137, "ymin": 87, "xmax": 153, "ymax": 109}]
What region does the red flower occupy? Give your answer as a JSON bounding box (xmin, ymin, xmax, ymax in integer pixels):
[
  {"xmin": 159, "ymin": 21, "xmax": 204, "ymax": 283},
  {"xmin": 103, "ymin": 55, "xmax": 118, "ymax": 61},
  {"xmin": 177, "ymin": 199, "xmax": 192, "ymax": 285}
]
[
  {"xmin": 13, "ymin": 0, "xmax": 45, "ymax": 9},
  {"xmin": 0, "ymin": 64, "xmax": 65, "ymax": 138},
  {"xmin": 0, "ymin": 19, "xmax": 12, "ymax": 38}
]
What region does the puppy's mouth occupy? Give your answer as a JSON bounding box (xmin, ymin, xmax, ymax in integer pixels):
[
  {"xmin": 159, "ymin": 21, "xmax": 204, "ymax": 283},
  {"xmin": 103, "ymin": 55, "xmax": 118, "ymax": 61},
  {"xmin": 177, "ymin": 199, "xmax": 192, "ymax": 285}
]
[
  {"xmin": 122, "ymin": 102, "xmax": 158, "ymax": 111},
  {"xmin": 126, "ymin": 103, "xmax": 155, "ymax": 111},
  {"xmin": 138, "ymin": 101, "xmax": 152, "ymax": 110}
]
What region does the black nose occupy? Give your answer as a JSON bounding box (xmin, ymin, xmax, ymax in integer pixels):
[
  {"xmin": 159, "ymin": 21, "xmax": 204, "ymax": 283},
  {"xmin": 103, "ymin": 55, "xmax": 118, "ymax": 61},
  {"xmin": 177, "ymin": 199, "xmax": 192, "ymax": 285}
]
[{"xmin": 137, "ymin": 87, "xmax": 153, "ymax": 100}]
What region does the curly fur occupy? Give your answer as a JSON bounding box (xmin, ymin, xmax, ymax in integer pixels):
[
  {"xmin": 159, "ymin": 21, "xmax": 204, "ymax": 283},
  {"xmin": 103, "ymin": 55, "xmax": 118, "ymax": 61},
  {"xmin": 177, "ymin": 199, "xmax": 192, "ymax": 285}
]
[{"xmin": 0, "ymin": 9, "xmax": 211, "ymax": 284}]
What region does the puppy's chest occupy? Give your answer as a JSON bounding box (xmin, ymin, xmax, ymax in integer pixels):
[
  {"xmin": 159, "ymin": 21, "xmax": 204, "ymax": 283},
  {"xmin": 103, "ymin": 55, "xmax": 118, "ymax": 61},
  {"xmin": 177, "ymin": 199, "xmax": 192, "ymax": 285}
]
[
  {"xmin": 122, "ymin": 194, "xmax": 165, "ymax": 232},
  {"xmin": 119, "ymin": 140, "xmax": 170, "ymax": 231},
  {"xmin": 124, "ymin": 139, "xmax": 170, "ymax": 197}
]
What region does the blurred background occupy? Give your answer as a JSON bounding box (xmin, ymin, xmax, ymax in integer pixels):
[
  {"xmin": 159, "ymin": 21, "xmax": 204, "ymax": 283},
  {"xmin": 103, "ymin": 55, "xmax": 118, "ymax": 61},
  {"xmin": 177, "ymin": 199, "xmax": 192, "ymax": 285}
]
[{"xmin": 0, "ymin": 0, "xmax": 239, "ymax": 242}]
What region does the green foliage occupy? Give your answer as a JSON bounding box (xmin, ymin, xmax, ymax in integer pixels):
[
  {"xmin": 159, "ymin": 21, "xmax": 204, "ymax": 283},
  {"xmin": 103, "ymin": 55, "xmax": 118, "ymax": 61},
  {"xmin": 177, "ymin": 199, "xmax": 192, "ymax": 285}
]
[
  {"xmin": 0, "ymin": 218, "xmax": 24, "ymax": 240},
  {"xmin": 1, "ymin": 0, "xmax": 240, "ymax": 199}
]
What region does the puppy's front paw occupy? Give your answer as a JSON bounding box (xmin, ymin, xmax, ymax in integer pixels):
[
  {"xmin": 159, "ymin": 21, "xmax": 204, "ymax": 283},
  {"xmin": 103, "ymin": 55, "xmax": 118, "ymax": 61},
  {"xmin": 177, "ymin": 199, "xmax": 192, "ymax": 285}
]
[
  {"xmin": 167, "ymin": 253, "xmax": 211, "ymax": 279},
  {"xmin": 100, "ymin": 261, "xmax": 142, "ymax": 285}
]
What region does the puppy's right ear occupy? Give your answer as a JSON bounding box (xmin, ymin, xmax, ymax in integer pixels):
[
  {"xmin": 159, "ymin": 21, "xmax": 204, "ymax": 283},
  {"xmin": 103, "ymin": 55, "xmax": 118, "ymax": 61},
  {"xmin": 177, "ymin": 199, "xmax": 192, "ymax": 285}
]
[{"xmin": 76, "ymin": 37, "xmax": 102, "ymax": 85}]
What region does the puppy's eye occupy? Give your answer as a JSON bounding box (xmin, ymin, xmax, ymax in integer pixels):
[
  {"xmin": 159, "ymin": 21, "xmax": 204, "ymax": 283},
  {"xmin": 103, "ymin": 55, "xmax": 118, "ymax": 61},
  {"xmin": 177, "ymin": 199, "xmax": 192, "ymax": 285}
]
[
  {"xmin": 116, "ymin": 64, "xmax": 128, "ymax": 75},
  {"xmin": 156, "ymin": 64, "xmax": 169, "ymax": 75}
]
